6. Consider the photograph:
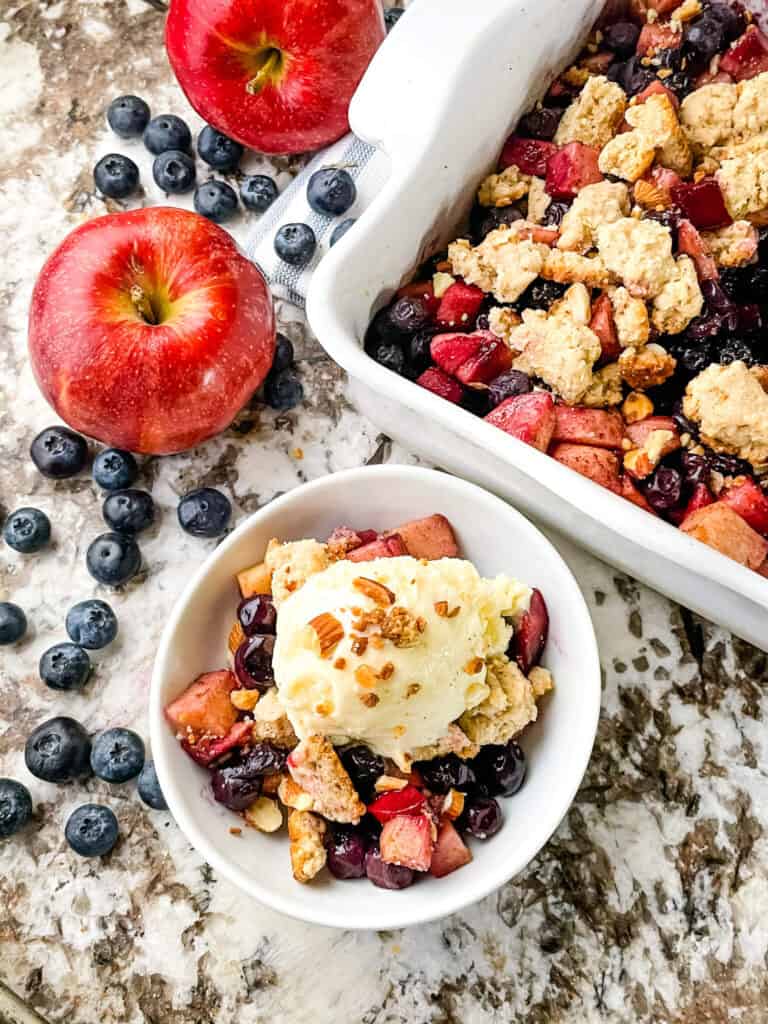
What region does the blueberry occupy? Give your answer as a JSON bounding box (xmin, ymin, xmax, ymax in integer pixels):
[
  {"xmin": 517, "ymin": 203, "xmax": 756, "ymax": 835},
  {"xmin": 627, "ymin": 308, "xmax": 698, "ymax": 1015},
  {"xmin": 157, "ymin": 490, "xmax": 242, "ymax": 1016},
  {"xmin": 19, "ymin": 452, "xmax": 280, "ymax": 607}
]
[
  {"xmin": 274, "ymin": 223, "xmax": 316, "ymax": 266},
  {"xmin": 93, "ymin": 153, "xmax": 140, "ymax": 199},
  {"xmin": 517, "ymin": 279, "xmax": 567, "ymax": 311},
  {"xmin": 681, "ymin": 450, "xmax": 710, "ymax": 487},
  {"xmin": 39, "ymin": 643, "xmax": 91, "ymax": 692},
  {"xmin": 365, "ymin": 844, "xmax": 414, "ymax": 889},
  {"xmin": 461, "ymin": 796, "xmax": 503, "ymax": 839},
  {"xmin": 177, "ymin": 487, "xmax": 231, "ymax": 538},
  {"xmin": 488, "ymin": 370, "xmax": 532, "ymax": 408},
  {"xmin": 307, "ymin": 167, "xmax": 357, "ymax": 217},
  {"xmin": 541, "ymin": 201, "xmax": 571, "ymax": 228},
  {"xmin": 152, "ymin": 150, "xmax": 196, "ymax": 194},
  {"xmin": 707, "ymin": 2, "xmax": 746, "ymax": 41},
  {"xmin": 330, "ymin": 218, "xmax": 356, "ymax": 246},
  {"xmin": 271, "ymin": 333, "xmax": 295, "ymax": 374},
  {"xmin": 462, "ymin": 387, "xmax": 491, "ymax": 417},
  {"xmin": 3, "ymin": 507, "xmax": 51, "ymax": 554},
  {"xmin": 240, "ymin": 174, "xmax": 279, "ymax": 212},
  {"xmin": 470, "ymin": 203, "xmax": 524, "ymax": 244},
  {"xmin": 237, "ymin": 595, "xmax": 277, "ymax": 636},
  {"xmin": 31, "ymin": 425, "xmax": 88, "ymax": 478},
  {"xmin": 407, "ymin": 331, "xmax": 433, "ymax": 375},
  {"xmin": 233, "ymin": 635, "xmax": 275, "ymax": 691},
  {"xmin": 372, "ymin": 342, "xmax": 406, "ymax": 375},
  {"xmin": 389, "ymin": 296, "xmax": 431, "ymax": 333},
  {"xmin": 340, "ymin": 745, "xmax": 385, "ymax": 803},
  {"xmin": 710, "ymin": 452, "xmax": 752, "ymax": 478},
  {"xmin": 472, "ymin": 741, "xmax": 526, "ymax": 797},
  {"xmin": 106, "ymin": 95, "xmax": 150, "ymax": 138},
  {"xmin": 90, "ymin": 728, "xmax": 145, "ymax": 783},
  {"xmin": 684, "ymin": 15, "xmax": 726, "ymax": 63},
  {"xmin": 264, "ymin": 367, "xmax": 304, "ymax": 411},
  {"xmin": 609, "ymin": 56, "xmax": 656, "ymax": 96},
  {"xmin": 86, "ymin": 532, "xmax": 141, "ymax": 586},
  {"xmin": 194, "ymin": 179, "xmax": 239, "ymax": 223},
  {"xmin": 0, "ymin": 602, "xmax": 27, "ymax": 645},
  {"xmin": 416, "ymin": 754, "xmax": 476, "ymax": 795},
  {"xmin": 25, "ymin": 716, "xmax": 92, "ymax": 783},
  {"xmin": 644, "ymin": 465, "xmax": 683, "ymax": 513},
  {"xmin": 102, "ymin": 488, "xmax": 155, "ymax": 534},
  {"xmin": 137, "ymin": 761, "xmax": 168, "ymax": 810},
  {"xmin": 93, "ymin": 448, "xmax": 138, "ymax": 490},
  {"xmin": 197, "ymin": 125, "xmax": 243, "ymax": 172},
  {"xmin": 719, "ymin": 339, "xmax": 757, "ymax": 366},
  {"xmin": 65, "ymin": 599, "xmax": 118, "ymax": 650},
  {"xmin": 0, "ymin": 779, "xmax": 33, "ymax": 838},
  {"xmin": 384, "ymin": 6, "xmax": 404, "ymax": 30},
  {"xmin": 143, "ymin": 114, "xmax": 191, "ymax": 155},
  {"xmin": 211, "ymin": 744, "xmax": 285, "ymax": 810},
  {"xmin": 65, "ymin": 803, "xmax": 119, "ymax": 857},
  {"xmin": 517, "ymin": 106, "xmax": 564, "ymax": 140},
  {"xmin": 602, "ymin": 21, "xmax": 641, "ymax": 57},
  {"xmin": 327, "ymin": 825, "xmax": 368, "ymax": 879}
]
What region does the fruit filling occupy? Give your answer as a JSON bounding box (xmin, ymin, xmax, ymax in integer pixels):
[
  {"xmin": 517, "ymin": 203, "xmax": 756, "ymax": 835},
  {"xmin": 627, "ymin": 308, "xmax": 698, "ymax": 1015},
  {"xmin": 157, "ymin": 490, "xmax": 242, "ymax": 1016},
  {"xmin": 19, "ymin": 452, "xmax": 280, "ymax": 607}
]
[
  {"xmin": 164, "ymin": 514, "xmax": 553, "ymax": 887},
  {"xmin": 364, "ymin": 2, "xmax": 768, "ymax": 577}
]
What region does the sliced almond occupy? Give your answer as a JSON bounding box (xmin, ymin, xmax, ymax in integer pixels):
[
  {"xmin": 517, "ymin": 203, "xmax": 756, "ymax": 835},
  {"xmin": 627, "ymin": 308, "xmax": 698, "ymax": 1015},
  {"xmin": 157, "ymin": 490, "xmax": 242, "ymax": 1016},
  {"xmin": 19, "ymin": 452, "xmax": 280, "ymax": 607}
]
[
  {"xmin": 353, "ymin": 577, "xmax": 395, "ymax": 606},
  {"xmin": 633, "ymin": 179, "xmax": 671, "ymax": 211},
  {"xmin": 309, "ymin": 612, "xmax": 344, "ymax": 658},
  {"xmin": 244, "ymin": 796, "xmax": 283, "ymax": 833},
  {"xmin": 228, "ymin": 620, "xmax": 246, "ymax": 655},
  {"xmin": 374, "ymin": 775, "xmax": 408, "ymax": 793},
  {"xmin": 442, "ymin": 789, "xmax": 466, "ymax": 821},
  {"xmin": 231, "ymin": 688, "xmax": 260, "ymax": 711}
]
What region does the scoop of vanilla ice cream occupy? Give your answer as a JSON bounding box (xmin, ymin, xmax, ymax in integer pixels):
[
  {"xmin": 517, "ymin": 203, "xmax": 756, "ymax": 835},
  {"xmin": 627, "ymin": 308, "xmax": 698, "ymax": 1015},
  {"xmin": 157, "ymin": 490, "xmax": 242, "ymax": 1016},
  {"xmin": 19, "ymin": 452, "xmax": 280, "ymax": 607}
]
[{"xmin": 272, "ymin": 555, "xmax": 531, "ymax": 762}]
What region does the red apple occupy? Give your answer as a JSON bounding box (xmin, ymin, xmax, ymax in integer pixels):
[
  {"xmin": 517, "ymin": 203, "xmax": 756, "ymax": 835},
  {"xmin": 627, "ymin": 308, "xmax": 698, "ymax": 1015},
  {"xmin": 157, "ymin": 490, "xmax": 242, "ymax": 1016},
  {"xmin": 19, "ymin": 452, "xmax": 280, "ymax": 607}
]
[
  {"xmin": 165, "ymin": 0, "xmax": 385, "ymax": 154},
  {"xmin": 29, "ymin": 207, "xmax": 275, "ymax": 454}
]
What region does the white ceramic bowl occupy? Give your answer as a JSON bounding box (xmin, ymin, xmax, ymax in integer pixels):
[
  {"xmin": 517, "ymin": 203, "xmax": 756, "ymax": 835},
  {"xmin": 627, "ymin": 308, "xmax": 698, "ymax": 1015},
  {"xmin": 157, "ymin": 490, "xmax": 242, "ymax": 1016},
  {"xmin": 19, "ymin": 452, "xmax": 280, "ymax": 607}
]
[{"xmin": 150, "ymin": 465, "xmax": 600, "ymax": 930}]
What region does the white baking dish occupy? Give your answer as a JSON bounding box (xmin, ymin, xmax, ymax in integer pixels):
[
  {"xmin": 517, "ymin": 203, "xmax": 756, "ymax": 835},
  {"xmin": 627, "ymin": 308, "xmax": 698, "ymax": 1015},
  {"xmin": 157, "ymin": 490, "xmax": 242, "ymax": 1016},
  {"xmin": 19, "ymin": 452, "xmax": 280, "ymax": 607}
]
[{"xmin": 307, "ymin": 0, "xmax": 768, "ymax": 651}]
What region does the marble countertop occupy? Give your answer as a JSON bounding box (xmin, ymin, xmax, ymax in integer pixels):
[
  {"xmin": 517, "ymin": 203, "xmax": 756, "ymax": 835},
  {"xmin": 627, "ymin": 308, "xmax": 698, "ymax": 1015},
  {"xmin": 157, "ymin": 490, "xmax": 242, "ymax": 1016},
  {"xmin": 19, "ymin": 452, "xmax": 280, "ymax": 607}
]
[{"xmin": 2, "ymin": 3, "xmax": 768, "ymax": 1023}]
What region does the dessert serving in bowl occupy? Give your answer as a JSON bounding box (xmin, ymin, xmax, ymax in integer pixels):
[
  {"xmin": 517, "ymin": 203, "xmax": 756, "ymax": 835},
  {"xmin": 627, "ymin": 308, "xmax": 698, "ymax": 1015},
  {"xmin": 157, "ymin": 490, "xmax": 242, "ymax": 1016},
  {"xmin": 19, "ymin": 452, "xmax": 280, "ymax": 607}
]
[
  {"xmin": 307, "ymin": 0, "xmax": 768, "ymax": 651},
  {"xmin": 150, "ymin": 466, "xmax": 600, "ymax": 929}
]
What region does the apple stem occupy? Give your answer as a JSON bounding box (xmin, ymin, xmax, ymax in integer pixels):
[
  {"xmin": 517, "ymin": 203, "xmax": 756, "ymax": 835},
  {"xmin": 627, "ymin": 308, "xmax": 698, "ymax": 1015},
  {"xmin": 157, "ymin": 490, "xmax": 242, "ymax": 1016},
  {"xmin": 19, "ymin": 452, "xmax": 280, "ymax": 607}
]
[
  {"xmin": 130, "ymin": 284, "xmax": 157, "ymax": 325},
  {"xmin": 245, "ymin": 48, "xmax": 282, "ymax": 95}
]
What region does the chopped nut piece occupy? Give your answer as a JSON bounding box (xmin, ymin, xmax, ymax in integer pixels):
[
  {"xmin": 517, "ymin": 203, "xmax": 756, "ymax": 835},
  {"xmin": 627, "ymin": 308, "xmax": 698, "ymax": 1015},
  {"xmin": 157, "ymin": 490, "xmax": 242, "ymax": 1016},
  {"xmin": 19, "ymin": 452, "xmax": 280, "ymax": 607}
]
[
  {"xmin": 314, "ymin": 700, "xmax": 334, "ymax": 717},
  {"xmin": 406, "ymin": 683, "xmax": 421, "ymax": 698},
  {"xmin": 359, "ymin": 692, "xmax": 380, "ymax": 708},
  {"xmin": 244, "ymin": 796, "xmax": 283, "ymax": 833},
  {"xmin": 633, "ymin": 179, "xmax": 671, "ymax": 210},
  {"xmin": 622, "ymin": 392, "xmax": 654, "ymax": 424},
  {"xmin": 229, "ymin": 826, "xmax": 242, "ymax": 836},
  {"xmin": 353, "ymin": 576, "xmax": 396, "ymax": 605},
  {"xmin": 309, "ymin": 612, "xmax": 344, "ymax": 658},
  {"xmin": 464, "ymin": 657, "xmax": 484, "ymax": 675},
  {"xmin": 355, "ymin": 664, "xmax": 378, "ymax": 688},
  {"xmin": 374, "ymin": 775, "xmax": 409, "ymax": 793},
  {"xmin": 529, "ymin": 665, "xmax": 555, "ymax": 698},
  {"xmin": 288, "ymin": 810, "xmax": 327, "ymax": 883},
  {"xmin": 619, "ymin": 343, "xmax": 677, "ymax": 390},
  {"xmin": 350, "ymin": 635, "xmax": 369, "ymax": 656},
  {"xmin": 369, "ymin": 635, "xmax": 384, "ymax": 649},
  {"xmin": 231, "ymin": 688, "xmax": 260, "ymax": 712},
  {"xmin": 237, "ymin": 561, "xmax": 273, "ymax": 599},
  {"xmin": 333, "ymin": 657, "xmax": 347, "ymax": 670},
  {"xmin": 434, "ymin": 600, "xmax": 449, "ymax": 617},
  {"xmin": 442, "ymin": 789, "xmax": 466, "ymax": 821},
  {"xmin": 392, "ymin": 725, "xmax": 406, "ymax": 738},
  {"xmin": 228, "ymin": 620, "xmax": 246, "ymax": 655},
  {"xmin": 380, "ymin": 661, "xmax": 395, "ymax": 680}
]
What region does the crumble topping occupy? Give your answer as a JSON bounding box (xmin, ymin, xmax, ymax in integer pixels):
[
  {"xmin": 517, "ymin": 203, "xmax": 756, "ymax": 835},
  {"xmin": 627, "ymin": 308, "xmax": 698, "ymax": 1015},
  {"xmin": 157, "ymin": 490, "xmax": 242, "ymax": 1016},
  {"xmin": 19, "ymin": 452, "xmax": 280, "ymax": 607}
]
[
  {"xmin": 487, "ymin": 306, "xmax": 523, "ymax": 346},
  {"xmin": 716, "ymin": 138, "xmax": 768, "ymax": 220},
  {"xmin": 608, "ymin": 286, "xmax": 651, "ymax": 348},
  {"xmin": 596, "ymin": 217, "xmax": 676, "ymax": 298},
  {"xmin": 554, "ymin": 75, "xmax": 627, "ymax": 150},
  {"xmin": 582, "ymin": 363, "xmax": 624, "ymax": 408},
  {"xmin": 598, "ymin": 131, "xmax": 657, "ymax": 182},
  {"xmin": 683, "ymin": 361, "xmax": 768, "ymax": 467},
  {"xmin": 477, "ymin": 164, "xmax": 531, "ymax": 206},
  {"xmin": 650, "ymin": 255, "xmax": 704, "ymax": 334},
  {"xmin": 288, "ymin": 810, "xmax": 327, "ymax": 883},
  {"xmin": 557, "ymin": 181, "xmax": 630, "ymax": 254},
  {"xmin": 680, "ymin": 82, "xmax": 737, "ymax": 152},
  {"xmin": 459, "ymin": 656, "xmax": 545, "ymax": 746},
  {"xmin": 625, "ymin": 92, "xmax": 692, "ymax": 176},
  {"xmin": 448, "ymin": 229, "xmax": 550, "ymax": 303},
  {"xmin": 618, "ymin": 343, "xmax": 677, "ymax": 390},
  {"xmin": 266, "ymin": 538, "xmax": 330, "ymax": 607},
  {"xmin": 526, "ymin": 176, "xmax": 551, "ymax": 224},
  {"xmin": 410, "ymin": 723, "xmax": 480, "ymax": 762},
  {"xmin": 287, "ymin": 734, "xmax": 366, "ymax": 823},
  {"xmin": 513, "ymin": 306, "xmax": 602, "ymax": 405},
  {"xmin": 701, "ymin": 221, "xmax": 759, "ymax": 267},
  {"xmin": 541, "ymin": 249, "xmax": 616, "ymax": 289}
]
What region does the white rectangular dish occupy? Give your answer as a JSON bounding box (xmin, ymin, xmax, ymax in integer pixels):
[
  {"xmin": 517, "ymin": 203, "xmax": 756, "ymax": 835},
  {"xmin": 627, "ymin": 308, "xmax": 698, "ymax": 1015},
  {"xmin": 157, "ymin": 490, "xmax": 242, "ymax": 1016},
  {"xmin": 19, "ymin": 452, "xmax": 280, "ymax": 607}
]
[{"xmin": 307, "ymin": 0, "xmax": 768, "ymax": 651}]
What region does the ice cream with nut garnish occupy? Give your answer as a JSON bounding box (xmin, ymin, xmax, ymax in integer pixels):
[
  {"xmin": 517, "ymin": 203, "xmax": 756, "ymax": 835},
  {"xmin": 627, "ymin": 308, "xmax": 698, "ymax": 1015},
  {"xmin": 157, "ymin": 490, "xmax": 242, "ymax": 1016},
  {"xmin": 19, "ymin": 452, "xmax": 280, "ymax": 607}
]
[{"xmin": 271, "ymin": 555, "xmax": 531, "ymax": 764}]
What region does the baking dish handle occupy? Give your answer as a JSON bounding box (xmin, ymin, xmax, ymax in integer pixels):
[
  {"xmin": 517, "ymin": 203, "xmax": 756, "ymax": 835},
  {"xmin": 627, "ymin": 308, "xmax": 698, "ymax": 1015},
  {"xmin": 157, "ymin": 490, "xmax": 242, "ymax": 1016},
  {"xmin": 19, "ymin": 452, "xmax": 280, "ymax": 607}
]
[{"xmin": 350, "ymin": 0, "xmax": 510, "ymax": 156}]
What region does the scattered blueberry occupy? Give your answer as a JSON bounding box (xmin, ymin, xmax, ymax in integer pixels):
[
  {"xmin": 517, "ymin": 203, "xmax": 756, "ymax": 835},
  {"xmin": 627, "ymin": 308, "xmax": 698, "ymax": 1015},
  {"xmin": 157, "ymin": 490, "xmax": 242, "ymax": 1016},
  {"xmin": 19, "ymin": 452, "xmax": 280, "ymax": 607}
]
[
  {"xmin": 274, "ymin": 223, "xmax": 316, "ymax": 266},
  {"xmin": 39, "ymin": 643, "xmax": 91, "ymax": 692},
  {"xmin": 194, "ymin": 179, "xmax": 239, "ymax": 223},
  {"xmin": 602, "ymin": 21, "xmax": 640, "ymax": 57},
  {"xmin": 517, "ymin": 106, "xmax": 564, "ymax": 140},
  {"xmin": 0, "ymin": 779, "xmax": 33, "ymax": 838},
  {"xmin": 327, "ymin": 825, "xmax": 368, "ymax": 879},
  {"xmin": 461, "ymin": 796, "xmax": 503, "ymax": 839},
  {"xmin": 371, "ymin": 342, "xmax": 405, "ymax": 375},
  {"xmin": 65, "ymin": 803, "xmax": 119, "ymax": 857},
  {"xmin": 137, "ymin": 761, "xmax": 168, "ymax": 810},
  {"xmin": 177, "ymin": 487, "xmax": 231, "ymax": 538},
  {"xmin": 238, "ymin": 594, "xmax": 277, "ymax": 636},
  {"xmin": 153, "ymin": 150, "xmax": 196, "ymax": 194},
  {"xmin": 416, "ymin": 754, "xmax": 476, "ymax": 794},
  {"xmin": 365, "ymin": 844, "xmax": 414, "ymax": 889},
  {"xmin": 65, "ymin": 599, "xmax": 118, "ymax": 650},
  {"xmin": 330, "ymin": 218, "xmax": 356, "ymax": 246},
  {"xmin": 233, "ymin": 635, "xmax": 275, "ymax": 691},
  {"xmin": 102, "ymin": 489, "xmax": 155, "ymax": 534},
  {"xmin": 197, "ymin": 125, "xmax": 243, "ymax": 172},
  {"xmin": 94, "ymin": 154, "xmax": 140, "ymax": 199},
  {"xmin": 106, "ymin": 95, "xmax": 150, "ymax": 138},
  {"xmin": 240, "ymin": 174, "xmax": 279, "ymax": 212},
  {"xmin": 472, "ymin": 741, "xmax": 526, "ymax": 797},
  {"xmin": 389, "ymin": 296, "xmax": 431, "ymax": 333},
  {"xmin": 383, "ymin": 6, "xmax": 404, "ymax": 30},
  {"xmin": 31, "ymin": 426, "xmax": 89, "ymax": 478},
  {"xmin": 307, "ymin": 168, "xmax": 357, "ymax": 216},
  {"xmin": 143, "ymin": 114, "xmax": 191, "ymax": 155},
  {"xmin": 3, "ymin": 507, "xmax": 51, "ymax": 554},
  {"xmin": 25, "ymin": 716, "xmax": 92, "ymax": 783},
  {"xmin": 86, "ymin": 532, "xmax": 141, "ymax": 586},
  {"xmin": 710, "ymin": 452, "xmax": 752, "ymax": 478},
  {"xmin": 92, "ymin": 449, "xmax": 138, "ymax": 490},
  {"xmin": 488, "ymin": 370, "xmax": 532, "ymax": 408},
  {"xmin": 271, "ymin": 334, "xmax": 294, "ymax": 374},
  {"xmin": 264, "ymin": 367, "xmax": 304, "ymax": 411},
  {"xmin": 0, "ymin": 602, "xmax": 27, "ymax": 645},
  {"xmin": 90, "ymin": 728, "xmax": 145, "ymax": 783},
  {"xmin": 340, "ymin": 745, "xmax": 385, "ymax": 803}
]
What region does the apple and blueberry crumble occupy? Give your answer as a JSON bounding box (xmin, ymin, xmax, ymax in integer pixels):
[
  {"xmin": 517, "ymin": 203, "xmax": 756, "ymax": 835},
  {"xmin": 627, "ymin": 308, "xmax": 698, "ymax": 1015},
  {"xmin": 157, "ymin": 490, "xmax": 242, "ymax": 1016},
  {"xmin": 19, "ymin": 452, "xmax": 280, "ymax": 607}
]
[
  {"xmin": 365, "ymin": 1, "xmax": 768, "ymax": 576},
  {"xmin": 165, "ymin": 514, "xmax": 553, "ymax": 888}
]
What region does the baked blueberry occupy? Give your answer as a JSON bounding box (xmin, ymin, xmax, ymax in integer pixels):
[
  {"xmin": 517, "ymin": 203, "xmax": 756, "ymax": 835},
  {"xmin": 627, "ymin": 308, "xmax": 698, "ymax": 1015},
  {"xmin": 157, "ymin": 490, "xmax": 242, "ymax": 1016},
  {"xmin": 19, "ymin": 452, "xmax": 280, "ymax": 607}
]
[
  {"xmin": 107, "ymin": 95, "xmax": 150, "ymax": 138},
  {"xmin": 0, "ymin": 779, "xmax": 33, "ymax": 838},
  {"xmin": 25, "ymin": 716, "xmax": 92, "ymax": 783},
  {"xmin": 86, "ymin": 532, "xmax": 141, "ymax": 586},
  {"xmin": 237, "ymin": 594, "xmax": 277, "ymax": 635},
  {"xmin": 684, "ymin": 14, "xmax": 726, "ymax": 63},
  {"xmin": 330, "ymin": 218, "xmax": 356, "ymax": 246},
  {"xmin": 31, "ymin": 426, "xmax": 89, "ymax": 478},
  {"xmin": 389, "ymin": 296, "xmax": 431, "ymax": 333},
  {"xmin": 371, "ymin": 342, "xmax": 405, "ymax": 375},
  {"xmin": 102, "ymin": 489, "xmax": 155, "ymax": 534},
  {"xmin": 143, "ymin": 114, "xmax": 191, "ymax": 154},
  {"xmin": 90, "ymin": 728, "xmax": 145, "ymax": 783},
  {"xmin": 177, "ymin": 487, "xmax": 231, "ymax": 537},
  {"xmin": 233, "ymin": 634, "xmax": 275, "ymax": 691},
  {"xmin": 92, "ymin": 449, "xmax": 138, "ymax": 490},
  {"xmin": 152, "ymin": 150, "xmax": 196, "ymax": 194},
  {"xmin": 365, "ymin": 844, "xmax": 414, "ymax": 889},
  {"xmin": 271, "ymin": 333, "xmax": 294, "ymax": 374},
  {"xmin": 416, "ymin": 754, "xmax": 476, "ymax": 794},
  {"xmin": 3, "ymin": 508, "xmax": 51, "ymax": 554},
  {"xmin": 240, "ymin": 174, "xmax": 279, "ymax": 212},
  {"xmin": 517, "ymin": 106, "xmax": 564, "ymax": 141},
  {"xmin": 274, "ymin": 223, "xmax": 316, "ymax": 266},
  {"xmin": 0, "ymin": 602, "xmax": 27, "ymax": 645},
  {"xmin": 307, "ymin": 168, "xmax": 357, "ymax": 216},
  {"xmin": 65, "ymin": 804, "xmax": 119, "ymax": 857},
  {"xmin": 194, "ymin": 179, "xmax": 239, "ymax": 223},
  {"xmin": 39, "ymin": 643, "xmax": 91, "ymax": 692},
  {"xmin": 472, "ymin": 741, "xmax": 526, "ymax": 796},
  {"xmin": 340, "ymin": 745, "xmax": 385, "ymax": 803},
  {"xmin": 461, "ymin": 796, "xmax": 503, "ymax": 839},
  {"xmin": 602, "ymin": 21, "xmax": 640, "ymax": 57},
  {"xmin": 488, "ymin": 370, "xmax": 532, "ymax": 408},
  {"xmin": 197, "ymin": 125, "xmax": 243, "ymax": 172},
  {"xmin": 264, "ymin": 367, "xmax": 304, "ymax": 411},
  {"xmin": 327, "ymin": 825, "xmax": 368, "ymax": 879},
  {"xmin": 65, "ymin": 599, "xmax": 118, "ymax": 650},
  {"xmin": 93, "ymin": 154, "xmax": 140, "ymax": 199},
  {"xmin": 137, "ymin": 760, "xmax": 168, "ymax": 810}
]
